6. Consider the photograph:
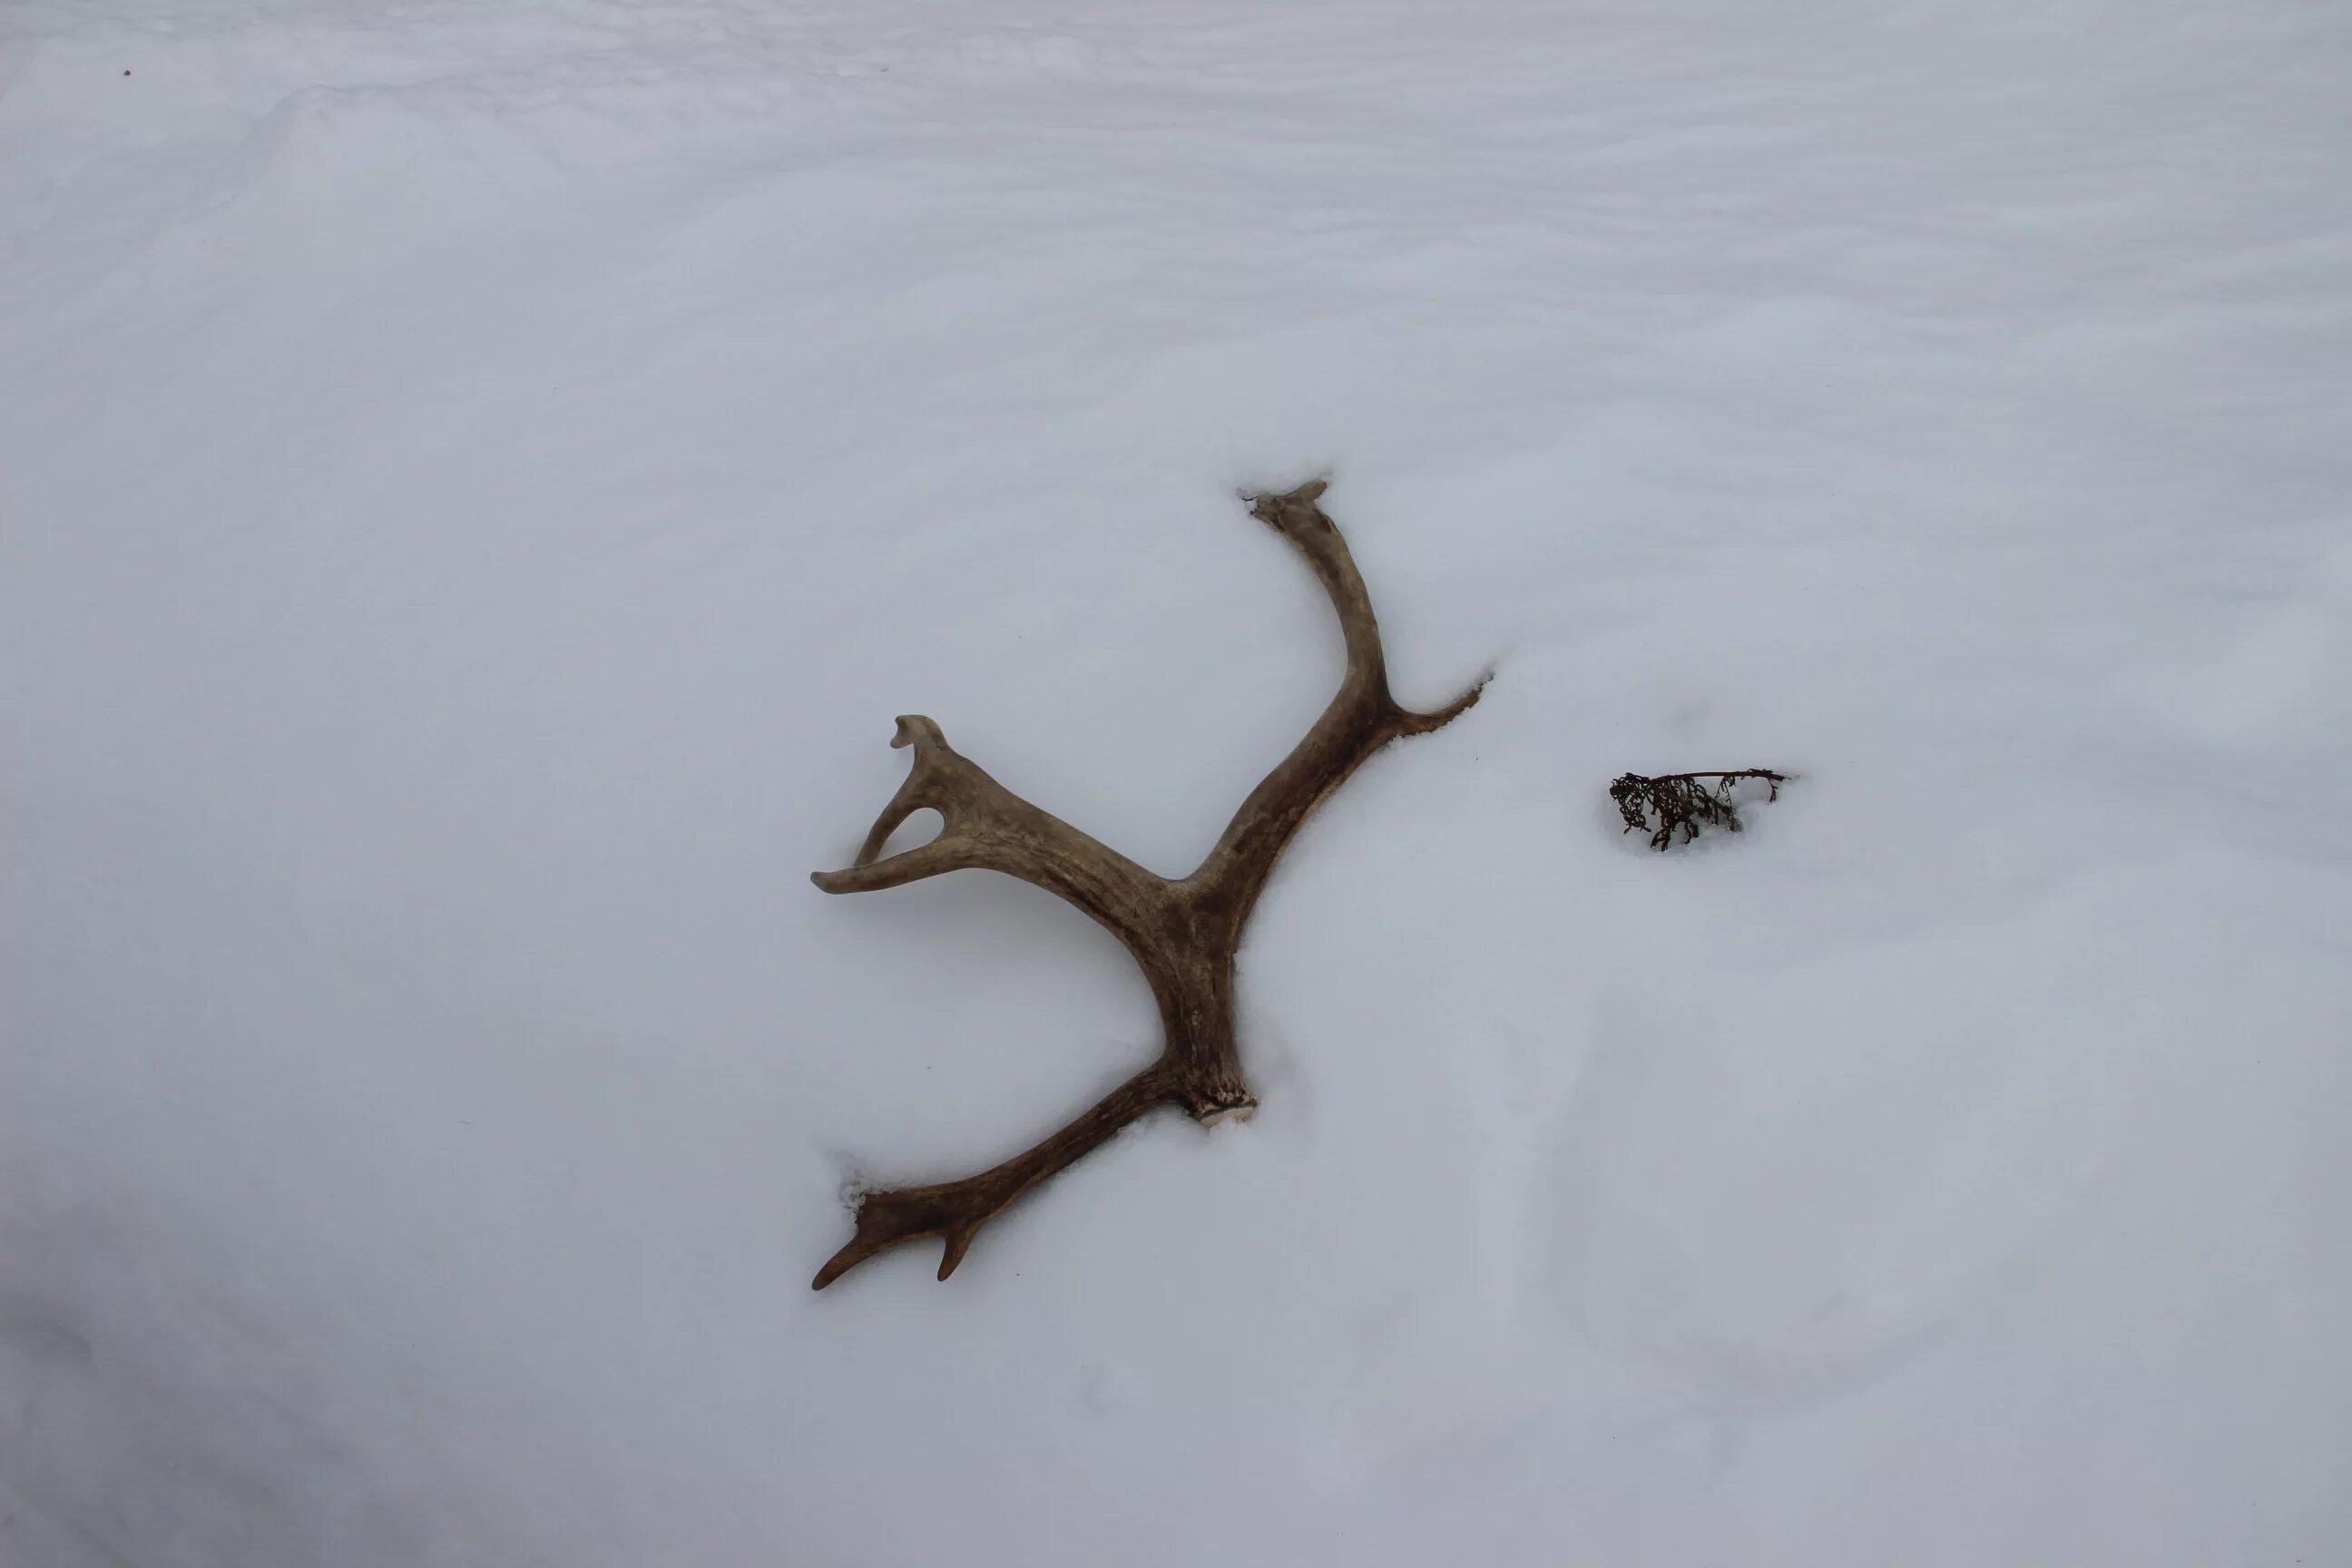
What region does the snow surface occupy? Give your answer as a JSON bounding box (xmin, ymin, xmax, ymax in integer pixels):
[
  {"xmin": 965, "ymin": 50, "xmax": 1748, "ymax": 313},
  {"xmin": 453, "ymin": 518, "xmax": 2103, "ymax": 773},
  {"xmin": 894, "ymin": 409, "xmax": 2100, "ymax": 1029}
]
[{"xmin": 4, "ymin": 0, "xmax": 2350, "ymax": 1563}]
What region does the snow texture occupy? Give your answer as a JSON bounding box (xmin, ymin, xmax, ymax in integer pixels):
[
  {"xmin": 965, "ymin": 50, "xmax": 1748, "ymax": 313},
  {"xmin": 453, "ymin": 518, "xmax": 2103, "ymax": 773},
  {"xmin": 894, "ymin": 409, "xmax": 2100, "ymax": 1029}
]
[{"xmin": 4, "ymin": 0, "xmax": 2349, "ymax": 1563}]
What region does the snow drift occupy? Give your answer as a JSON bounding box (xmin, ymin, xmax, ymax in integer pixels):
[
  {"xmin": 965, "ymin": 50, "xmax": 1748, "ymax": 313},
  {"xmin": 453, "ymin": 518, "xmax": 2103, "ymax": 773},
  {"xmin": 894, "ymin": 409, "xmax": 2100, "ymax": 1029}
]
[{"xmin": 3, "ymin": 1, "xmax": 2347, "ymax": 1563}]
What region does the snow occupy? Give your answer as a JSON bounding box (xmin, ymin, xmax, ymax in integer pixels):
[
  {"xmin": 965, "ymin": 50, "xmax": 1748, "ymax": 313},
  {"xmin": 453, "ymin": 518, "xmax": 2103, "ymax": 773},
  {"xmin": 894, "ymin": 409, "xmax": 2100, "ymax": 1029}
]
[{"xmin": 4, "ymin": 0, "xmax": 2349, "ymax": 1562}]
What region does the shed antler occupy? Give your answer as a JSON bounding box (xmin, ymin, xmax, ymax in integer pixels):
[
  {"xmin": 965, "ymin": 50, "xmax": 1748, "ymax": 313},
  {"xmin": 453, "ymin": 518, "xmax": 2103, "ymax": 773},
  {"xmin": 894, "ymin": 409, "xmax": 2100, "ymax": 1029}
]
[{"xmin": 810, "ymin": 478, "xmax": 1485, "ymax": 1289}]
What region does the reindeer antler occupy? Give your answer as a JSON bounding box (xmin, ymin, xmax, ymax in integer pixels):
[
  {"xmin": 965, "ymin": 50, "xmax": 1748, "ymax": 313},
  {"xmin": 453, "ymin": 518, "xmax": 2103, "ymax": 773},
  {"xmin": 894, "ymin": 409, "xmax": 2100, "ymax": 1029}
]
[{"xmin": 809, "ymin": 478, "xmax": 1486, "ymax": 1289}]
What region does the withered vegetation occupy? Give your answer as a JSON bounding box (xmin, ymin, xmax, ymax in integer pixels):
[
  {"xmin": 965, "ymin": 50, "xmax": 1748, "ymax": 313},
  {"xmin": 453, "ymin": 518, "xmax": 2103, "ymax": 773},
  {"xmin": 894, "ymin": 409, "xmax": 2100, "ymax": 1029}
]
[{"xmin": 1610, "ymin": 769, "xmax": 1790, "ymax": 850}]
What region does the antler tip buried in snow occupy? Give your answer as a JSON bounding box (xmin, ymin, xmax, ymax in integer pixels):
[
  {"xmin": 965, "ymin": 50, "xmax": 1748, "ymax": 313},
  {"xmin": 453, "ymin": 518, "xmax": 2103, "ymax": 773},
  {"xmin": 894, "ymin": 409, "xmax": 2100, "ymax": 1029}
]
[{"xmin": 808, "ymin": 476, "xmax": 1485, "ymax": 1289}]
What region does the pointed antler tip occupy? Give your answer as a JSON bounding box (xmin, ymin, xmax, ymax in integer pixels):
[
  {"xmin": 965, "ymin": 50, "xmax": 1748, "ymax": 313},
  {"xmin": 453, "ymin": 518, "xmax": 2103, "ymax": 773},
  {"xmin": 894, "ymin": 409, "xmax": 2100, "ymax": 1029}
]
[
  {"xmin": 814, "ymin": 1223, "xmax": 892, "ymax": 1289},
  {"xmin": 889, "ymin": 715, "xmax": 946, "ymax": 750},
  {"xmin": 1396, "ymin": 669, "xmax": 1491, "ymax": 736}
]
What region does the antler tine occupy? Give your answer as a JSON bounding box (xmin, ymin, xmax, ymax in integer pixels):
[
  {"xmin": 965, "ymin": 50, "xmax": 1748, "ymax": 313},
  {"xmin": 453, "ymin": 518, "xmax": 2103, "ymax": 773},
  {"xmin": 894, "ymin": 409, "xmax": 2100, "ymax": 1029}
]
[
  {"xmin": 853, "ymin": 716, "xmax": 952, "ymax": 864},
  {"xmin": 1189, "ymin": 479, "xmax": 1482, "ymax": 912},
  {"xmin": 1395, "ymin": 671, "xmax": 1490, "ymax": 735},
  {"xmin": 810, "ymin": 1064, "xmax": 1177, "ymax": 1290},
  {"xmin": 809, "ymin": 717, "xmax": 970, "ymax": 894},
  {"xmin": 810, "ymin": 717, "xmax": 1164, "ymax": 925}
]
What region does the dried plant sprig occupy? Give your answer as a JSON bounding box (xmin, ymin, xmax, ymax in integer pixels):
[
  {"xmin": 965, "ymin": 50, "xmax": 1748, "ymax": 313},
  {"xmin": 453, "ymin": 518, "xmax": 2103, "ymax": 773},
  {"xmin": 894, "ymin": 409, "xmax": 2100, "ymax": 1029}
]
[{"xmin": 1609, "ymin": 769, "xmax": 1789, "ymax": 850}]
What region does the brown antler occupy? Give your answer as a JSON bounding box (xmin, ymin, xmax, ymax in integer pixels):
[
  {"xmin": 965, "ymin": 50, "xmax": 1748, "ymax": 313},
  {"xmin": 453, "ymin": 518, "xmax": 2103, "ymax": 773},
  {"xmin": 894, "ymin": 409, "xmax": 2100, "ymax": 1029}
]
[{"xmin": 809, "ymin": 478, "xmax": 1485, "ymax": 1289}]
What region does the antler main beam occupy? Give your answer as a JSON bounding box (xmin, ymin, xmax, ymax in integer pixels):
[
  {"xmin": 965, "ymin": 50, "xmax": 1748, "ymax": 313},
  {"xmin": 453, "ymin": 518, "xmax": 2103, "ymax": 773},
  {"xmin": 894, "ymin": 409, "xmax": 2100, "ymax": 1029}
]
[{"xmin": 809, "ymin": 478, "xmax": 1485, "ymax": 1289}]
